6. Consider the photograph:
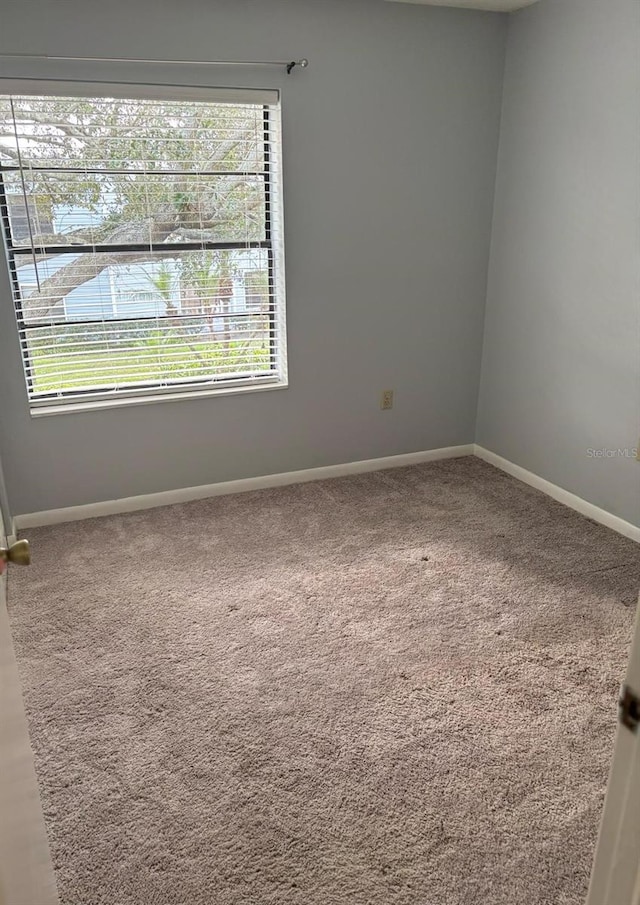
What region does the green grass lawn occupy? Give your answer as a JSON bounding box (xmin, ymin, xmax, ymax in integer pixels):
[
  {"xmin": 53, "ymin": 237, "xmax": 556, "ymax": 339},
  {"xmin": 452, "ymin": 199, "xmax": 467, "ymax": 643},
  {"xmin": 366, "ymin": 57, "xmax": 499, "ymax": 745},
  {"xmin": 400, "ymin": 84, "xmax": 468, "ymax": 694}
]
[{"xmin": 29, "ymin": 332, "xmax": 272, "ymax": 394}]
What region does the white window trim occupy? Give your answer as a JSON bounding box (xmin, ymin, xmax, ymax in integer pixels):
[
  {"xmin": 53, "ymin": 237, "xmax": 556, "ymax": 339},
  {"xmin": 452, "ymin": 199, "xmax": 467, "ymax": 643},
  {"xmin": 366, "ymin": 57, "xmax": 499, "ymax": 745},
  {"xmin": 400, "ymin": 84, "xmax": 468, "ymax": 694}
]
[
  {"xmin": 30, "ymin": 377, "xmax": 289, "ymax": 418},
  {"xmin": 0, "ymin": 78, "xmax": 288, "ymax": 414},
  {"xmin": 0, "ymin": 79, "xmax": 279, "ymax": 106}
]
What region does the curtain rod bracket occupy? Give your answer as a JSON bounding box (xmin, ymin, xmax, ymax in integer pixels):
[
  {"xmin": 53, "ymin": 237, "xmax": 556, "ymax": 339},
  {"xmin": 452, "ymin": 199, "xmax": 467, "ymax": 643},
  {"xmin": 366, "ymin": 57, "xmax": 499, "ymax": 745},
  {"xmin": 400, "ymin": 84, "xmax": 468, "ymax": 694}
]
[{"xmin": 287, "ymin": 59, "xmax": 308, "ymax": 74}]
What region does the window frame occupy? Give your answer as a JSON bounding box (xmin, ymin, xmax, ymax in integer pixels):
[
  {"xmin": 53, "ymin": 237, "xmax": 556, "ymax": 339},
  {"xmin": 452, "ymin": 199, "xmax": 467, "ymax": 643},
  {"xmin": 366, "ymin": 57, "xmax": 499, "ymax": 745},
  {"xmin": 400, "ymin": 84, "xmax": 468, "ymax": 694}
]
[{"xmin": 0, "ymin": 79, "xmax": 288, "ymax": 416}]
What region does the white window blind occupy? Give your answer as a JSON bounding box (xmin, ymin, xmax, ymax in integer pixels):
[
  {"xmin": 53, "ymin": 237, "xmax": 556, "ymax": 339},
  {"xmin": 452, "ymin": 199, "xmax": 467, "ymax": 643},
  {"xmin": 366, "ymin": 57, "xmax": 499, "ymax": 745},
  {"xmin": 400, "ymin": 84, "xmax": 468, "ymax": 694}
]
[{"xmin": 0, "ymin": 83, "xmax": 287, "ymax": 409}]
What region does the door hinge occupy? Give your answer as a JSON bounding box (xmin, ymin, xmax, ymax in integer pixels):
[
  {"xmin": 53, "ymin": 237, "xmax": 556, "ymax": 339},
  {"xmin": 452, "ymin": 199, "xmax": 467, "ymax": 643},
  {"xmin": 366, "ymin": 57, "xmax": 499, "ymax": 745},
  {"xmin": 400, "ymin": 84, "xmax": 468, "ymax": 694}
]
[{"xmin": 619, "ymin": 685, "xmax": 640, "ymax": 734}]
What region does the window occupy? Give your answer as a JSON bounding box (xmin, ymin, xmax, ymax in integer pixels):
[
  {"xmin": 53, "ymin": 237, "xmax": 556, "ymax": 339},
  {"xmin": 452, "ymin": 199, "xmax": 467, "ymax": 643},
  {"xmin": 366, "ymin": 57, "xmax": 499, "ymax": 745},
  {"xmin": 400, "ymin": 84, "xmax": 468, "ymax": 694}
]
[{"xmin": 0, "ymin": 83, "xmax": 287, "ymax": 411}]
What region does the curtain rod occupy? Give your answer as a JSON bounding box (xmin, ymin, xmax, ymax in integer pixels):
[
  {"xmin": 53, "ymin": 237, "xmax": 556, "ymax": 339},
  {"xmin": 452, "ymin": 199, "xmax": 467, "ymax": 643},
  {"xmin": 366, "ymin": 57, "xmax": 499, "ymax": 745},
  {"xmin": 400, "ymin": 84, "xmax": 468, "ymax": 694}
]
[{"xmin": 0, "ymin": 54, "xmax": 309, "ymax": 75}]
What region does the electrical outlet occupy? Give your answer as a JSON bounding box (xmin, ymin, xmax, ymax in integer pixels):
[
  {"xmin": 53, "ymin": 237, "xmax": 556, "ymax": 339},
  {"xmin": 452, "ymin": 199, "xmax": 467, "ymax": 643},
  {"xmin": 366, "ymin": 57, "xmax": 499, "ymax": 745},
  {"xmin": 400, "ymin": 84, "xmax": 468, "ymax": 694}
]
[{"xmin": 380, "ymin": 390, "xmax": 394, "ymax": 411}]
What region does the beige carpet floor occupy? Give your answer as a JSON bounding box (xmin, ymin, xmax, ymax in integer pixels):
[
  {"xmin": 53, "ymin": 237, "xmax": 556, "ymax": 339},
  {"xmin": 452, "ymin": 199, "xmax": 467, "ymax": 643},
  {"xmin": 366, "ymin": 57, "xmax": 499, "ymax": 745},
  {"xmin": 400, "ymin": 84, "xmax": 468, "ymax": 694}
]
[{"xmin": 7, "ymin": 457, "xmax": 640, "ymax": 905}]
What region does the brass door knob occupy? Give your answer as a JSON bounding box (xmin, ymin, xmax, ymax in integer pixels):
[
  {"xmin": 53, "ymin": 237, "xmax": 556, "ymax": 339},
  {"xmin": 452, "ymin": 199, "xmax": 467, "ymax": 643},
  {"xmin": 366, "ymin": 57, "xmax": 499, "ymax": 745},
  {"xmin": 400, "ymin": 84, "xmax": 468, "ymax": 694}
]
[{"xmin": 0, "ymin": 539, "xmax": 31, "ymax": 566}]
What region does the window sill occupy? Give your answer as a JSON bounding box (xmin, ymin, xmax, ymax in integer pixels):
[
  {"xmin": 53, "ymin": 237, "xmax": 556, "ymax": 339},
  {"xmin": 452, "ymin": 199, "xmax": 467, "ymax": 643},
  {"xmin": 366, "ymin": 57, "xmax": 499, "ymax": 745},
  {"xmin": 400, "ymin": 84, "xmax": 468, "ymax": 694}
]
[{"xmin": 29, "ymin": 379, "xmax": 288, "ymax": 418}]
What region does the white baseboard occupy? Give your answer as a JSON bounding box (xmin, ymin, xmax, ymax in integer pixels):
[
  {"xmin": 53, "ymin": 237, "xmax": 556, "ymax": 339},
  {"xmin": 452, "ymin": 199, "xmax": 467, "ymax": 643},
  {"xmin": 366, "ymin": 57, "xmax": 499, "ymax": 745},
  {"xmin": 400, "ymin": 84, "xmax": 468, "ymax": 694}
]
[
  {"xmin": 13, "ymin": 443, "xmax": 640, "ymax": 542},
  {"xmin": 474, "ymin": 445, "xmax": 640, "ymax": 543},
  {"xmin": 14, "ymin": 444, "xmax": 474, "ymax": 530}
]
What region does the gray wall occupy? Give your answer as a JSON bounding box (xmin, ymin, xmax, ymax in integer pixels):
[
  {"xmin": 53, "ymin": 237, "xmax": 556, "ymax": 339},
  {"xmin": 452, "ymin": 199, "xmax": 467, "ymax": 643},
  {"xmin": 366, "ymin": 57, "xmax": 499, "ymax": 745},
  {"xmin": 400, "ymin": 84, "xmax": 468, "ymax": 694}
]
[
  {"xmin": 477, "ymin": 0, "xmax": 640, "ymax": 526},
  {"xmin": 0, "ymin": 0, "xmax": 507, "ymax": 515}
]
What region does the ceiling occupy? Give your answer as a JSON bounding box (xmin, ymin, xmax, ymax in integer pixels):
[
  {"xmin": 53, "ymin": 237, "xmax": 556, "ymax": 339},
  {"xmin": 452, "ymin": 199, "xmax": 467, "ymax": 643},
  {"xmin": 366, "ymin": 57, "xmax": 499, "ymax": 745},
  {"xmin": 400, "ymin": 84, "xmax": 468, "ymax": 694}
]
[{"xmin": 385, "ymin": 0, "xmax": 539, "ymax": 11}]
